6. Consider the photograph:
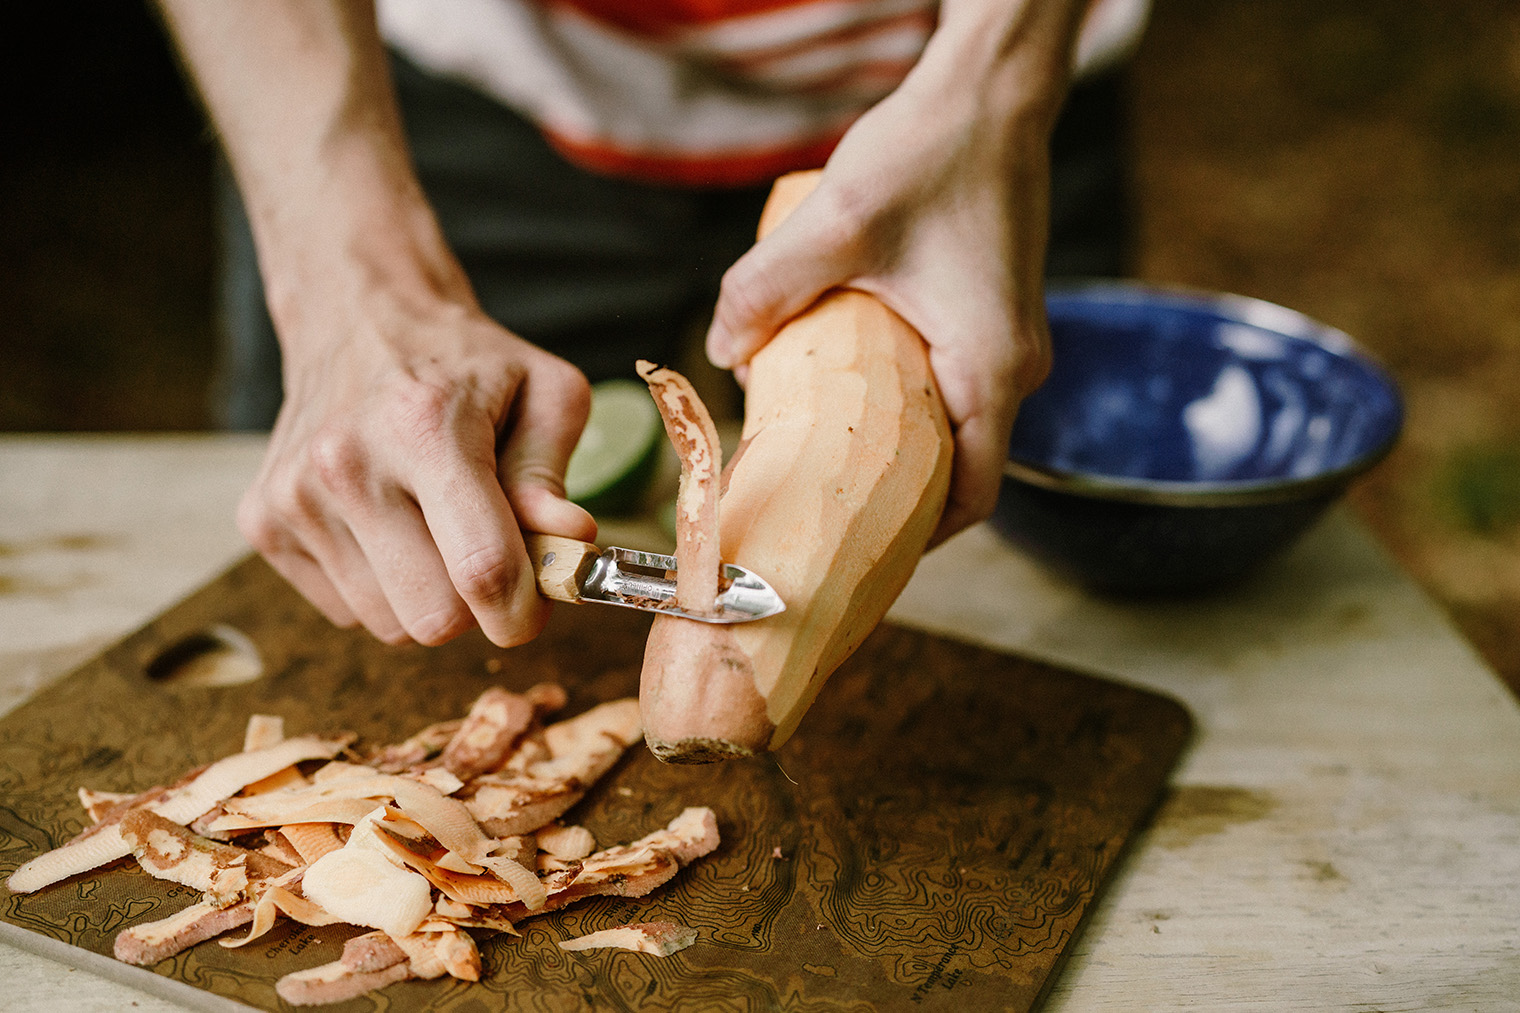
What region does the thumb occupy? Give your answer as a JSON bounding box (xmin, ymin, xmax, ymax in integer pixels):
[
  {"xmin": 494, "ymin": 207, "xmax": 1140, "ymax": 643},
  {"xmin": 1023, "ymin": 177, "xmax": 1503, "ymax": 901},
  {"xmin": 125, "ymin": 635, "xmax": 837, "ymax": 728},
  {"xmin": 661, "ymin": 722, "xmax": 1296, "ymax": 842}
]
[
  {"xmin": 706, "ymin": 208, "xmax": 856, "ymax": 369},
  {"xmin": 497, "ymin": 362, "xmax": 598, "ymax": 542}
]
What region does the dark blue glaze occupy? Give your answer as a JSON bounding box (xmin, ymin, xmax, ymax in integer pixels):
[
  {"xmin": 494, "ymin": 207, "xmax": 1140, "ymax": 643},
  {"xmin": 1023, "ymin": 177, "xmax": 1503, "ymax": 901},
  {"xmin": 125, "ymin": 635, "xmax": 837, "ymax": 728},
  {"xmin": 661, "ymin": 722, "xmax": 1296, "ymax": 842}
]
[{"xmin": 990, "ymin": 283, "xmax": 1403, "ymax": 593}]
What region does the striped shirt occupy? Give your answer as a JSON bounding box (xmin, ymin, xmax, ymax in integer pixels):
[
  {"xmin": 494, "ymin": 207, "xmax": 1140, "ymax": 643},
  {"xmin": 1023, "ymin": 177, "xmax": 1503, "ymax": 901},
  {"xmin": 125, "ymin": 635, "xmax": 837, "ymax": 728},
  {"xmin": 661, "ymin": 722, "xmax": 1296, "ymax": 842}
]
[{"xmin": 378, "ymin": 0, "xmax": 1149, "ymax": 186}]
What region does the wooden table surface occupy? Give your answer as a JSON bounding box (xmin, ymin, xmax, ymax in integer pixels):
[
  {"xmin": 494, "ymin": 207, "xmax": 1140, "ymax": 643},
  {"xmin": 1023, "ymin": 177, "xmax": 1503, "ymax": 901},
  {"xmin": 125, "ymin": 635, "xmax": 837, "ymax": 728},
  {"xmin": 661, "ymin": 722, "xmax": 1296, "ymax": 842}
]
[{"xmin": 3, "ymin": 434, "xmax": 1518, "ymax": 1011}]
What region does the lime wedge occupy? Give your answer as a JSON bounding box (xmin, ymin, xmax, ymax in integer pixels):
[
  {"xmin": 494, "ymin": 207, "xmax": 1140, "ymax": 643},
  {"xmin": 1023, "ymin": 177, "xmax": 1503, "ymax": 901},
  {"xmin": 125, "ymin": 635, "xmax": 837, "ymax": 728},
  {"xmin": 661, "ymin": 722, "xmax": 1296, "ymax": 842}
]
[{"xmin": 565, "ymin": 378, "xmax": 663, "ymax": 516}]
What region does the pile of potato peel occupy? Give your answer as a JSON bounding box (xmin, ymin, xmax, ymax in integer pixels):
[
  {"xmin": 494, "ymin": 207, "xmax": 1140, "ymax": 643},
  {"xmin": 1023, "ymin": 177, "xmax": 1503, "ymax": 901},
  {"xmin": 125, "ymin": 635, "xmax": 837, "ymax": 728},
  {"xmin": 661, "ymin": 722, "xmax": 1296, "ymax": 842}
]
[{"xmin": 5, "ymin": 684, "xmax": 718, "ymax": 1006}]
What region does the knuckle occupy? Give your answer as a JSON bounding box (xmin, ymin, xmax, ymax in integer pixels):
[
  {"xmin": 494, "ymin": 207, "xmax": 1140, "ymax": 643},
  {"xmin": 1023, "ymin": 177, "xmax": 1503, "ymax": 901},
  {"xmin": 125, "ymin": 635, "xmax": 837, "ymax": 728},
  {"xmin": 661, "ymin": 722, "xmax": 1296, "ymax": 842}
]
[
  {"xmin": 238, "ymin": 470, "xmax": 322, "ymax": 546},
  {"xmin": 235, "ymin": 494, "xmax": 281, "ymax": 553},
  {"xmin": 530, "ymin": 355, "xmax": 592, "ymax": 425},
  {"xmin": 512, "ymin": 463, "xmax": 562, "ymax": 497},
  {"xmin": 450, "ymin": 544, "xmax": 521, "ymax": 607},
  {"xmin": 391, "ymin": 380, "xmax": 454, "ymax": 440},
  {"xmin": 1004, "ymin": 320, "xmax": 1053, "ymax": 396},
  {"xmin": 974, "ymin": 335, "xmax": 1050, "ymax": 406},
  {"xmin": 552, "ymin": 360, "xmax": 592, "ymax": 413},
  {"xmin": 823, "ymin": 183, "xmax": 875, "ymax": 242},
  {"xmin": 813, "ymin": 180, "xmax": 883, "ymax": 262},
  {"xmin": 266, "ymin": 472, "xmax": 315, "ymax": 522},
  {"xmin": 716, "ymin": 262, "xmax": 757, "ymax": 314},
  {"xmin": 716, "ymin": 260, "xmax": 778, "ymax": 335},
  {"xmin": 1010, "ymin": 339, "xmax": 1053, "ymax": 396},
  {"xmin": 307, "ymin": 424, "xmax": 371, "ymax": 502},
  {"xmin": 447, "ymin": 543, "xmax": 549, "ymax": 648},
  {"xmin": 536, "ymin": 352, "xmax": 588, "ymax": 394}
]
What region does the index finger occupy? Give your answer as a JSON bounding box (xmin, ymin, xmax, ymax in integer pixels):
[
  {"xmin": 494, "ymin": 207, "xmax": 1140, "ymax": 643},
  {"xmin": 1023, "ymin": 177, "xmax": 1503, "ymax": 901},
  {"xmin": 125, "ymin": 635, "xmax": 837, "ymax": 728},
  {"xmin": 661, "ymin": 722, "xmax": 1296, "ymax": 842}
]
[
  {"xmin": 496, "ymin": 357, "xmax": 597, "ymax": 542},
  {"xmin": 931, "ymin": 407, "xmax": 1013, "ymax": 547},
  {"xmin": 407, "ymin": 419, "xmax": 548, "ymax": 648},
  {"xmin": 922, "ymin": 336, "xmax": 1034, "ymax": 546}
]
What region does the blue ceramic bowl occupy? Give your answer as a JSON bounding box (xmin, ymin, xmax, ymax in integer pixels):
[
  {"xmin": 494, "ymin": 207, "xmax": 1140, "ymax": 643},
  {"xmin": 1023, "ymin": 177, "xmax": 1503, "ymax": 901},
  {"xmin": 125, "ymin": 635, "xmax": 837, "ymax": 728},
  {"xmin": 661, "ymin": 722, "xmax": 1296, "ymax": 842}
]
[{"xmin": 990, "ymin": 282, "xmax": 1403, "ymax": 593}]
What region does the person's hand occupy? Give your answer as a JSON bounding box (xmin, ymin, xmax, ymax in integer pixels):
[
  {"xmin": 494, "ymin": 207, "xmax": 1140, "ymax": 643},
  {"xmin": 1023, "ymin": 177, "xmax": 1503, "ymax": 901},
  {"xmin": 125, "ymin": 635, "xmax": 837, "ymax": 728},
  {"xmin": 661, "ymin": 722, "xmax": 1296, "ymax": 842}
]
[
  {"xmin": 705, "ymin": 4, "xmax": 1082, "ymax": 545},
  {"xmin": 154, "ymin": 0, "xmax": 598, "ymax": 646},
  {"xmin": 238, "ymin": 285, "xmax": 596, "ymax": 648}
]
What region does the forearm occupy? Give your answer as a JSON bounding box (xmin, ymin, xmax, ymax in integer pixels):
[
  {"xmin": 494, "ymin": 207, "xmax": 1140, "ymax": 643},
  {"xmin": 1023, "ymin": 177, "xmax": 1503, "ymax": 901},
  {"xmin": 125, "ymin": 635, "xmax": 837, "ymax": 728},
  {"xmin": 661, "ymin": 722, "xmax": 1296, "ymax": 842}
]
[
  {"xmin": 918, "ymin": 0, "xmax": 1089, "ymax": 127},
  {"xmin": 888, "ymin": 0, "xmax": 1088, "ymax": 385},
  {"xmin": 154, "ymin": 0, "xmax": 467, "ymax": 345},
  {"xmin": 155, "ymin": 1, "xmax": 594, "ymax": 649}
]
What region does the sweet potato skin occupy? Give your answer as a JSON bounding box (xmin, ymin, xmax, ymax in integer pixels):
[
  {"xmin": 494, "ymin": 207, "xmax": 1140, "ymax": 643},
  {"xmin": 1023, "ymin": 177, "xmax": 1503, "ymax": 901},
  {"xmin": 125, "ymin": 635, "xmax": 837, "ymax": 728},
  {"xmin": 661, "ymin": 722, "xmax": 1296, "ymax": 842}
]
[{"xmin": 639, "ymin": 619, "xmax": 772, "ymax": 763}]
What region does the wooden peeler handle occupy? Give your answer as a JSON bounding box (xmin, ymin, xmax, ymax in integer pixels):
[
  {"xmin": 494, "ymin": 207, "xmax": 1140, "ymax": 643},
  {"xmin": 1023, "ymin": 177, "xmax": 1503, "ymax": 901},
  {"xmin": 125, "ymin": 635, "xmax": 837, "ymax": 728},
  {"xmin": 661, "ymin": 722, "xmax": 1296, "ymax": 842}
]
[{"xmin": 524, "ymin": 533, "xmax": 600, "ymax": 604}]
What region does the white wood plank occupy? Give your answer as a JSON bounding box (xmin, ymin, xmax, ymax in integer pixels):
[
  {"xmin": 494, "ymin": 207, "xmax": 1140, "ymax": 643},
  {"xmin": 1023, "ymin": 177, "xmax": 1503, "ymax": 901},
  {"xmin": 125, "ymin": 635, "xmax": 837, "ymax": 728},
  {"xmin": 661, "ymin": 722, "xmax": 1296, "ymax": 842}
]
[{"xmin": 894, "ymin": 517, "xmax": 1520, "ymax": 1011}]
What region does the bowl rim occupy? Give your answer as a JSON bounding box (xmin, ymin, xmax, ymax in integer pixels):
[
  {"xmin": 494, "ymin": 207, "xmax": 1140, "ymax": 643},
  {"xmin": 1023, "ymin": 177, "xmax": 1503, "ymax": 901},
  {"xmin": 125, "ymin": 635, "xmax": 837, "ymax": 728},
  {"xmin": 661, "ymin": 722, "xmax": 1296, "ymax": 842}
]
[{"xmin": 1004, "ymin": 281, "xmax": 1405, "ymax": 507}]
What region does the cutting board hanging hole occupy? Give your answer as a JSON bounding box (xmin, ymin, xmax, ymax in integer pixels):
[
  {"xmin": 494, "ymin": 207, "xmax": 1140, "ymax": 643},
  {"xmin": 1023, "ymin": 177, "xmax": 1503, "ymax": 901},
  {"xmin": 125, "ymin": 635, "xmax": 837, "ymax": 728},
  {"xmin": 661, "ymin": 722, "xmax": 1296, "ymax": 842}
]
[{"xmin": 144, "ymin": 624, "xmax": 264, "ymax": 687}]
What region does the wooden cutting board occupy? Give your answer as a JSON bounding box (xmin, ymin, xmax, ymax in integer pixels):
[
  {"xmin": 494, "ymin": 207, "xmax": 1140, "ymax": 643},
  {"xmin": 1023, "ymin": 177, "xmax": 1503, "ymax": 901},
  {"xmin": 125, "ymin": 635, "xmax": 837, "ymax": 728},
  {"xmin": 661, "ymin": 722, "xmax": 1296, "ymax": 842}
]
[{"xmin": 0, "ymin": 554, "xmax": 1190, "ymax": 1012}]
